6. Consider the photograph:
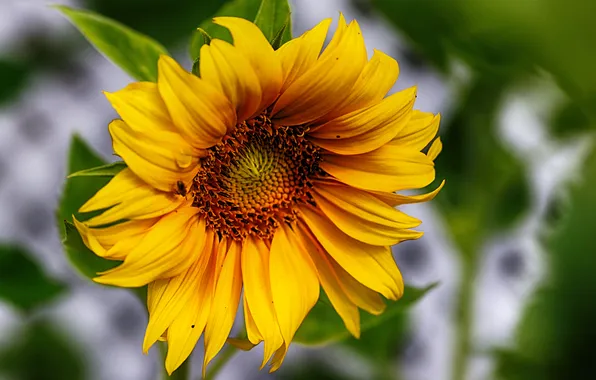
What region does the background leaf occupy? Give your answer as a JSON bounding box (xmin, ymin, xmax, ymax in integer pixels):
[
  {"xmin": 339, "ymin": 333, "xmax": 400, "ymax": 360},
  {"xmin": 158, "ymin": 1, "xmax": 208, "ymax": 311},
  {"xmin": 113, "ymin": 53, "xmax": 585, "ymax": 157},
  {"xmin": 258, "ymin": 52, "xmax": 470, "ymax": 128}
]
[
  {"xmin": 67, "ymin": 161, "xmax": 126, "ymax": 178},
  {"xmin": 0, "ymin": 245, "xmax": 65, "ymax": 312},
  {"xmin": 57, "ymin": 6, "xmax": 168, "ymax": 82},
  {"xmin": 254, "ymin": 0, "xmax": 292, "ymax": 44},
  {"xmin": 62, "ymin": 221, "xmax": 119, "ymax": 280},
  {"xmin": 294, "ymin": 284, "xmax": 436, "ymax": 345},
  {"xmin": 0, "ymin": 321, "xmax": 85, "ymax": 380},
  {"xmin": 57, "ymin": 134, "xmax": 110, "ymax": 232}
]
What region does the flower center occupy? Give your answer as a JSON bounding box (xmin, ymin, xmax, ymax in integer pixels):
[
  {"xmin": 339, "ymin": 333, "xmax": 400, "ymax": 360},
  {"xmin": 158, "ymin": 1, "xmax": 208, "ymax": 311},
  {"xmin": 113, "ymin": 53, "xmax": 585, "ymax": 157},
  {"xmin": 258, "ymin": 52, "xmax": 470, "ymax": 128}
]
[{"xmin": 191, "ymin": 114, "xmax": 321, "ymax": 240}]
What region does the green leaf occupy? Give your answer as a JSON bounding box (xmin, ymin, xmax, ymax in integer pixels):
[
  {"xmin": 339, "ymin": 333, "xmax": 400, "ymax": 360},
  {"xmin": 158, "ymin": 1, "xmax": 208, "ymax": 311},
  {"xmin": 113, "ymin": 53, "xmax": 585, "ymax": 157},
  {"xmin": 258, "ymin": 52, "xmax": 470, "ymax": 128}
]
[
  {"xmin": 85, "ymin": 0, "xmax": 225, "ymax": 47},
  {"xmin": 270, "ymin": 13, "xmax": 292, "ymax": 50},
  {"xmin": 190, "ymin": 28, "xmax": 212, "ymax": 62},
  {"xmin": 294, "ymin": 284, "xmax": 436, "ymax": 345},
  {"xmin": 190, "ymin": 0, "xmax": 262, "ymax": 62},
  {"xmin": 58, "ymin": 135, "xmax": 146, "ymax": 300},
  {"xmin": 0, "ymin": 246, "xmax": 65, "ymax": 312},
  {"xmin": 0, "ymin": 321, "xmax": 85, "ymax": 380},
  {"xmin": 67, "ymin": 161, "xmax": 126, "ymax": 178},
  {"xmin": 56, "ymin": 6, "xmax": 168, "ymax": 82},
  {"xmin": 58, "ymin": 136, "xmax": 118, "ymax": 279},
  {"xmin": 190, "ymin": 28, "xmax": 212, "ymax": 76},
  {"xmin": 63, "ymin": 221, "xmax": 118, "ymax": 280},
  {"xmin": 254, "ymin": 0, "xmax": 292, "ymax": 44},
  {"xmin": 57, "ymin": 135, "xmax": 111, "ymax": 232}
]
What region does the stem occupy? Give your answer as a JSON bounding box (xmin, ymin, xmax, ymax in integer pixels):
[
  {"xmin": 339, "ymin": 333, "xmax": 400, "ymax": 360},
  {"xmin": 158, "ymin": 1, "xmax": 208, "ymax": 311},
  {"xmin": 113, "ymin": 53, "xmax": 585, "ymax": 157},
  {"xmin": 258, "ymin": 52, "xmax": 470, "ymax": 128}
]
[
  {"xmin": 205, "ymin": 344, "xmax": 238, "ymax": 380},
  {"xmin": 452, "ymin": 250, "xmax": 479, "ymax": 380}
]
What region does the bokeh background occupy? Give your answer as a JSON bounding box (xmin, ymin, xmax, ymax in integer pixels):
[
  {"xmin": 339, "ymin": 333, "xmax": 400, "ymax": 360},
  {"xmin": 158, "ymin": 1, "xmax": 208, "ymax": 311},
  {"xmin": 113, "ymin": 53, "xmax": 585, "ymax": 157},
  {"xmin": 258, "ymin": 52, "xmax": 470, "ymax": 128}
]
[{"xmin": 1, "ymin": 0, "xmax": 595, "ymax": 379}]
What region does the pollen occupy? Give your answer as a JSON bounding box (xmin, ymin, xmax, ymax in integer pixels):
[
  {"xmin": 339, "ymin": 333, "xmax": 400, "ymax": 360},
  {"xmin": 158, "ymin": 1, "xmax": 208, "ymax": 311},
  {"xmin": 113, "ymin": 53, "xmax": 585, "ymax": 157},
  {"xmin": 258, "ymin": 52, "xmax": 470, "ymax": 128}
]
[{"xmin": 191, "ymin": 114, "xmax": 321, "ymax": 240}]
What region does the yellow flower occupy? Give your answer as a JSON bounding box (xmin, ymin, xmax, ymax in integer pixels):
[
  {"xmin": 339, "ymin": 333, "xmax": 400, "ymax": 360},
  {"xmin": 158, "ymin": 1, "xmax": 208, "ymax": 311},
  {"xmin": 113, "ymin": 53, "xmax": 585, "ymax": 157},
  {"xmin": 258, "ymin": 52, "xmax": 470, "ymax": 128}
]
[{"xmin": 74, "ymin": 15, "xmax": 443, "ymax": 375}]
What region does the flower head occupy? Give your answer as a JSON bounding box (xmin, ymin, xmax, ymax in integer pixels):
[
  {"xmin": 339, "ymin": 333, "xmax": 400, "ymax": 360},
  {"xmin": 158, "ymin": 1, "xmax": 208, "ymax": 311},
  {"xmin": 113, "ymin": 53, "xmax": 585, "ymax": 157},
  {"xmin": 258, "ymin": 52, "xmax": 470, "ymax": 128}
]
[{"xmin": 74, "ymin": 15, "xmax": 443, "ymax": 375}]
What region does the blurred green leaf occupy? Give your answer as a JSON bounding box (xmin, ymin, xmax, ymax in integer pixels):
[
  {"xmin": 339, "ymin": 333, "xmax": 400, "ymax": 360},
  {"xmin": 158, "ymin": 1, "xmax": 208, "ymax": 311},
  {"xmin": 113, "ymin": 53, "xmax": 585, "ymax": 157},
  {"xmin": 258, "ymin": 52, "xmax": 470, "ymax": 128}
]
[
  {"xmin": 0, "ymin": 321, "xmax": 85, "ymax": 380},
  {"xmin": 496, "ymin": 148, "xmax": 596, "ymax": 380},
  {"xmin": 254, "ymin": 0, "xmax": 292, "ymax": 44},
  {"xmin": 374, "ymin": 0, "xmax": 596, "ymax": 119},
  {"xmin": 57, "ymin": 134, "xmax": 110, "ymax": 232},
  {"xmin": 67, "ymin": 161, "xmax": 126, "ymax": 178},
  {"xmin": 549, "ymin": 100, "xmax": 594, "ymax": 139},
  {"xmin": 0, "ymin": 59, "xmax": 29, "ymax": 105},
  {"xmin": 294, "ymin": 284, "xmax": 436, "ymax": 345},
  {"xmin": 0, "ymin": 246, "xmax": 65, "ymax": 312},
  {"xmin": 85, "ymin": 0, "xmax": 225, "ymax": 47},
  {"xmin": 277, "ymin": 361, "xmax": 346, "ymax": 380},
  {"xmin": 57, "ymin": 6, "xmax": 168, "ymax": 82}
]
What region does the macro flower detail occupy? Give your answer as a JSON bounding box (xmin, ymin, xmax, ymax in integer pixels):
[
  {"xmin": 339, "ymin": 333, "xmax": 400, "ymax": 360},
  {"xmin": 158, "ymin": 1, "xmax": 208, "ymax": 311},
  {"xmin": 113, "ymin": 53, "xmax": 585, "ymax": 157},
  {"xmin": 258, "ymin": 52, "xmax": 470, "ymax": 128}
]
[{"xmin": 74, "ymin": 15, "xmax": 443, "ymax": 376}]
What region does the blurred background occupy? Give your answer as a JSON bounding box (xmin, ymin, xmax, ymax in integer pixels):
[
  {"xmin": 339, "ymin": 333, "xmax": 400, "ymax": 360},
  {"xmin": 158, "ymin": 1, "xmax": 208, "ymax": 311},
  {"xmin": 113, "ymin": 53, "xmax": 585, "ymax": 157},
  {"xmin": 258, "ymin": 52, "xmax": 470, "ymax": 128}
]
[{"xmin": 1, "ymin": 0, "xmax": 595, "ymax": 379}]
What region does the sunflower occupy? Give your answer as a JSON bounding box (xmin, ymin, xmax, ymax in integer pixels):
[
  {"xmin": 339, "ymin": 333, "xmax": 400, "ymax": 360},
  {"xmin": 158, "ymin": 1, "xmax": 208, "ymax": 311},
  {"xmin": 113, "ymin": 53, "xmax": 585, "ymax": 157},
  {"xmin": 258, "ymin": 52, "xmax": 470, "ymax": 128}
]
[{"xmin": 73, "ymin": 15, "xmax": 443, "ymax": 376}]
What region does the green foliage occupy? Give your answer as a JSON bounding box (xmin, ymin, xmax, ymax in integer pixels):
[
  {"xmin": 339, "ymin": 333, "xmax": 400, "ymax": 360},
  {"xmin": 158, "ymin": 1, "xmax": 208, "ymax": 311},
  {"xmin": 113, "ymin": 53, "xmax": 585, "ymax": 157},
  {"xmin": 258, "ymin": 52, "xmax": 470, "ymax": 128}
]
[
  {"xmin": 0, "ymin": 321, "xmax": 85, "ymax": 380},
  {"xmin": 83, "ymin": 0, "xmax": 225, "ymax": 47},
  {"xmin": 254, "ymin": 0, "xmax": 292, "ymax": 45},
  {"xmin": 0, "ymin": 59, "xmax": 30, "ymax": 105},
  {"xmin": 57, "ymin": 135, "xmax": 110, "ymax": 230},
  {"xmin": 67, "ymin": 161, "xmax": 126, "ymax": 178},
  {"xmin": 56, "ymin": 6, "xmax": 168, "ymax": 82},
  {"xmin": 294, "ymin": 284, "xmax": 436, "ymax": 345},
  {"xmin": 58, "ymin": 136, "xmax": 145, "ymax": 300},
  {"xmin": 62, "ymin": 220, "xmax": 118, "ymax": 279},
  {"xmin": 0, "ymin": 246, "xmax": 65, "ymax": 312},
  {"xmin": 374, "ymin": 0, "xmax": 596, "ymax": 120},
  {"xmin": 549, "ymin": 100, "xmax": 594, "ymax": 139},
  {"xmin": 496, "ymin": 148, "xmax": 596, "ymax": 380}
]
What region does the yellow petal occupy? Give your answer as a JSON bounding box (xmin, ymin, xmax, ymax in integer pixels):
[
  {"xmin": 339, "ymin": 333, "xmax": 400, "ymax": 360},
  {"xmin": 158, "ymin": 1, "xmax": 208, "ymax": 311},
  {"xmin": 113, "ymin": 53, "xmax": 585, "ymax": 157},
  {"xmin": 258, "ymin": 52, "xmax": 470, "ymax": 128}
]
[
  {"xmin": 104, "ymin": 82, "xmax": 176, "ymax": 133},
  {"xmin": 298, "ymin": 206, "xmax": 403, "ymax": 300},
  {"xmin": 109, "ymin": 120, "xmax": 200, "ymax": 193},
  {"xmin": 213, "ymin": 17, "xmax": 282, "ymax": 113},
  {"xmin": 94, "ymin": 209, "xmax": 205, "ymax": 287},
  {"xmin": 390, "ymin": 111, "xmax": 440, "ymax": 151},
  {"xmin": 309, "ymin": 87, "xmax": 416, "ymax": 155},
  {"xmin": 143, "ymin": 233, "xmax": 213, "ymax": 354},
  {"xmin": 165, "ymin": 233, "xmax": 219, "ymax": 374},
  {"xmin": 74, "ymin": 216, "xmax": 157, "ymax": 260},
  {"xmin": 312, "ymin": 182, "xmax": 422, "ymax": 246},
  {"xmin": 295, "ymin": 225, "xmax": 360, "ymax": 338},
  {"xmin": 157, "ymin": 55, "xmax": 235, "ymax": 148},
  {"xmin": 79, "ymin": 168, "xmax": 184, "ymax": 227},
  {"xmin": 427, "ymin": 137, "xmax": 442, "ymax": 161},
  {"xmin": 269, "ymin": 223, "xmax": 319, "ymax": 369},
  {"xmin": 243, "ymin": 295, "xmax": 263, "ymax": 345},
  {"xmin": 320, "ymin": 144, "xmax": 435, "ymax": 192},
  {"xmin": 271, "ymin": 18, "xmax": 367, "ymax": 125},
  {"xmin": 276, "ymin": 18, "xmax": 332, "ymax": 93},
  {"xmin": 370, "ymin": 180, "xmax": 446, "ymax": 207},
  {"xmin": 241, "ymin": 237, "xmax": 284, "ymax": 367},
  {"xmin": 313, "ymin": 49, "xmax": 399, "ymax": 125},
  {"xmin": 200, "ymin": 40, "xmax": 262, "ymax": 122},
  {"xmin": 227, "ymin": 337, "xmax": 257, "ymax": 351},
  {"xmin": 203, "ymin": 241, "xmax": 243, "ymax": 376},
  {"xmin": 328, "ymin": 256, "xmax": 387, "ymax": 316}
]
